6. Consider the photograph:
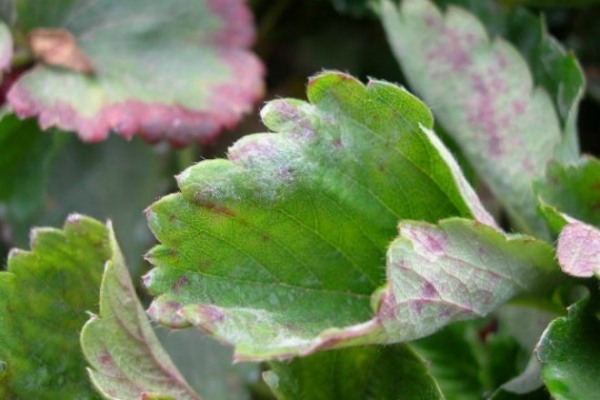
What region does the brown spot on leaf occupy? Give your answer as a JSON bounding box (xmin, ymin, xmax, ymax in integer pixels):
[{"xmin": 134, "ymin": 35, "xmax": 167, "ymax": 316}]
[
  {"xmin": 29, "ymin": 28, "xmax": 94, "ymax": 74},
  {"xmin": 196, "ymin": 198, "xmax": 236, "ymax": 217}
]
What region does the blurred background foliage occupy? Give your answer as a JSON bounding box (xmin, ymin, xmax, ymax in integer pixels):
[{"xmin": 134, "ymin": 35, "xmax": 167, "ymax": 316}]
[{"xmin": 1, "ymin": 1, "xmax": 600, "ymax": 398}]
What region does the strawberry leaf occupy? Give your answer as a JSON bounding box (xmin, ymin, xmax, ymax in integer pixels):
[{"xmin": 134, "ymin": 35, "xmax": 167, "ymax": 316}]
[
  {"xmin": 536, "ymin": 158, "xmax": 600, "ymax": 230},
  {"xmin": 145, "ymin": 71, "xmax": 558, "ymax": 361},
  {"xmin": 368, "ymin": 218, "xmax": 561, "ymax": 343},
  {"xmin": 536, "ymin": 158, "xmax": 600, "ymax": 278},
  {"xmin": 380, "ymin": 0, "xmax": 578, "ymax": 235},
  {"xmin": 8, "ymin": 0, "xmax": 264, "ymax": 146},
  {"xmin": 264, "ymin": 344, "xmax": 444, "ymax": 400},
  {"xmin": 81, "ymin": 222, "xmax": 200, "ymax": 400},
  {"xmin": 0, "ymin": 20, "xmax": 10, "ymax": 70},
  {"xmin": 0, "ymin": 215, "xmax": 106, "ymax": 399},
  {"xmin": 0, "ymin": 115, "xmax": 61, "ymax": 224}
]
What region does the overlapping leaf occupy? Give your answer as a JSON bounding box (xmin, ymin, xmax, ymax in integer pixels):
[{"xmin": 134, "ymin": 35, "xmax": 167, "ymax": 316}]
[
  {"xmin": 81, "ymin": 222, "xmax": 201, "ymax": 400},
  {"xmin": 145, "ymin": 71, "xmax": 560, "ymax": 361},
  {"xmin": 264, "ymin": 344, "xmax": 444, "ymax": 400},
  {"xmin": 536, "ymin": 158, "xmax": 600, "ymax": 278},
  {"xmin": 7, "ymin": 0, "xmax": 264, "ymax": 145},
  {"xmin": 380, "ymin": 0, "xmax": 582, "ymax": 235},
  {"xmin": 0, "ymin": 215, "xmax": 106, "ymax": 399},
  {"xmin": 368, "ymin": 218, "xmax": 560, "ymax": 344},
  {"xmin": 0, "ymin": 115, "xmax": 60, "ymax": 224},
  {"xmin": 145, "ymin": 71, "xmax": 494, "ymax": 360}
]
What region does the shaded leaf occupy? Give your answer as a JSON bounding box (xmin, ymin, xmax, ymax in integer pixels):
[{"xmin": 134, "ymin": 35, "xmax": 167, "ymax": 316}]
[
  {"xmin": 413, "ymin": 319, "xmax": 522, "ymax": 400},
  {"xmin": 81, "ymin": 222, "xmax": 200, "ymax": 400},
  {"xmin": 264, "ymin": 344, "xmax": 444, "ymax": 400},
  {"xmin": 0, "ymin": 115, "xmax": 62, "ymax": 223},
  {"xmin": 20, "ymin": 134, "xmax": 171, "ymax": 278},
  {"xmin": 0, "ymin": 20, "xmax": 11, "ymax": 70},
  {"xmin": 489, "ymin": 305, "xmax": 562, "ymax": 399},
  {"xmin": 0, "ymin": 0, "xmax": 15, "ymax": 25},
  {"xmin": 311, "ymin": 0, "xmax": 400, "ymax": 16},
  {"xmin": 537, "ymin": 296, "xmax": 600, "ymax": 400},
  {"xmin": 536, "ymin": 158, "xmax": 600, "ymax": 229},
  {"xmin": 8, "ymin": 0, "xmax": 264, "ymax": 145},
  {"xmin": 380, "ymin": 0, "xmax": 571, "ymax": 235},
  {"xmin": 0, "ymin": 214, "xmax": 106, "ymax": 399},
  {"xmin": 155, "ymin": 329, "xmax": 258, "ymax": 400},
  {"xmin": 145, "ymin": 71, "xmax": 494, "ymax": 360},
  {"xmin": 499, "ymin": 0, "xmax": 600, "ymax": 6}
]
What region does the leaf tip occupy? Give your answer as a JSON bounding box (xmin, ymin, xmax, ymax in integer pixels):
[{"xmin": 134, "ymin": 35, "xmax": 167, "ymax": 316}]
[{"xmin": 146, "ymin": 299, "xmax": 192, "ymax": 329}]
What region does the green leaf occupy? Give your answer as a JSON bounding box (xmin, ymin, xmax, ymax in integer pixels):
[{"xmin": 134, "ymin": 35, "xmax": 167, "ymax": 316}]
[
  {"xmin": 536, "ymin": 158, "xmax": 600, "ymax": 229},
  {"xmin": 379, "ymin": 0, "xmax": 578, "ymax": 235},
  {"xmin": 537, "ymin": 296, "xmax": 600, "ymax": 400},
  {"xmin": 81, "ymin": 222, "xmax": 201, "ymax": 400},
  {"xmin": 0, "ymin": 214, "xmax": 107, "ymax": 399},
  {"xmin": 145, "ymin": 71, "xmax": 561, "ymax": 361},
  {"xmin": 264, "ymin": 344, "xmax": 444, "ymax": 400},
  {"xmin": 8, "ymin": 0, "xmax": 264, "ymax": 146},
  {"xmin": 145, "ymin": 71, "xmax": 496, "ymax": 360}
]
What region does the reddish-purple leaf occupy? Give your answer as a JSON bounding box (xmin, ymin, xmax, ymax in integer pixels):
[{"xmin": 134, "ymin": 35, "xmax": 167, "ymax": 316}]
[
  {"xmin": 557, "ymin": 221, "xmax": 600, "ymax": 278},
  {"xmin": 8, "ymin": 0, "xmax": 264, "ymax": 146}
]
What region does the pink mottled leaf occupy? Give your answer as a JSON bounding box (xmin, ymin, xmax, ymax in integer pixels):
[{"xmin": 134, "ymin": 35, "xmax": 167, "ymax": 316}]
[
  {"xmin": 380, "ymin": 0, "xmax": 567, "ymax": 235},
  {"xmin": 365, "ymin": 218, "xmax": 561, "ymax": 343},
  {"xmin": 557, "ymin": 221, "xmax": 600, "ymax": 278},
  {"xmin": 8, "ymin": 0, "xmax": 264, "ymax": 146}
]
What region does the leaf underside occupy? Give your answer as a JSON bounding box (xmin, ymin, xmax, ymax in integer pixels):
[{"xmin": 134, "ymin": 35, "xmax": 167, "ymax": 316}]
[
  {"xmin": 81, "ymin": 222, "xmax": 200, "ymax": 400},
  {"xmin": 8, "ymin": 0, "xmax": 264, "ymax": 146}
]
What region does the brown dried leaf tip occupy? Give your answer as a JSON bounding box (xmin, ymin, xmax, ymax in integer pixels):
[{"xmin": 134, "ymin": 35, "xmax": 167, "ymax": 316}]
[{"xmin": 28, "ymin": 28, "xmax": 94, "ymax": 74}]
